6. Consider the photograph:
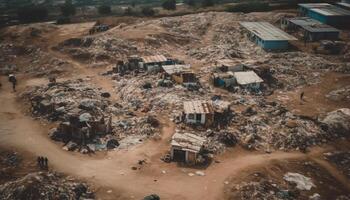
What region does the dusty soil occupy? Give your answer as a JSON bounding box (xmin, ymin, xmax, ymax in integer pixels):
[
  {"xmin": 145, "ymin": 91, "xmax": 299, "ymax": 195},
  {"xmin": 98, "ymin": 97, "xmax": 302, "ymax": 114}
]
[{"xmin": 0, "ymin": 10, "xmax": 350, "ymax": 200}]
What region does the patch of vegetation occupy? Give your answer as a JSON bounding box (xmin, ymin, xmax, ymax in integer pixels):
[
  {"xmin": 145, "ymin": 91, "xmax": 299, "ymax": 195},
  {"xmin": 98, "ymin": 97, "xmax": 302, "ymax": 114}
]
[
  {"xmin": 17, "ymin": 6, "xmax": 48, "ymax": 23},
  {"xmin": 141, "ymin": 6, "xmax": 156, "ymax": 16},
  {"xmin": 60, "ymin": 0, "xmax": 76, "ymax": 17},
  {"xmin": 162, "ymin": 0, "xmax": 177, "ymax": 10},
  {"xmin": 225, "ymin": 1, "xmax": 271, "ymax": 13},
  {"xmin": 98, "ymin": 5, "xmax": 112, "ymax": 15}
]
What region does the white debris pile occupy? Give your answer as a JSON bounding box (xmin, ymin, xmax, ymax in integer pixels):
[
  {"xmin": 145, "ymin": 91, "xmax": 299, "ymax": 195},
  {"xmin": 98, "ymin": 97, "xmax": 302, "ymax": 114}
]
[
  {"xmin": 321, "ymin": 108, "xmax": 350, "ymax": 136},
  {"xmin": 283, "ymin": 172, "xmax": 315, "ymax": 191}
]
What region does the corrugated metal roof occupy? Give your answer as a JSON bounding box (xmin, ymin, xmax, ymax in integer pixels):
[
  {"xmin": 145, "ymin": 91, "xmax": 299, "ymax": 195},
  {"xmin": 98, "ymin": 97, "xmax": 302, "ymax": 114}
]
[
  {"xmin": 337, "ymin": 2, "xmax": 350, "ymax": 9},
  {"xmin": 141, "ymin": 55, "xmax": 167, "ymax": 64},
  {"xmin": 183, "ymin": 101, "xmax": 214, "ymax": 114},
  {"xmin": 162, "ymin": 64, "xmax": 191, "ymax": 75},
  {"xmin": 311, "ymin": 6, "xmax": 350, "ymax": 16},
  {"xmin": 288, "ymin": 17, "xmax": 340, "ymax": 32},
  {"xmin": 240, "ymin": 22, "xmax": 297, "ymax": 41},
  {"xmin": 233, "ymin": 71, "xmax": 263, "ymax": 85},
  {"xmin": 298, "ymin": 3, "xmax": 331, "ymax": 9},
  {"xmin": 171, "ymin": 132, "xmax": 206, "ymax": 153}
]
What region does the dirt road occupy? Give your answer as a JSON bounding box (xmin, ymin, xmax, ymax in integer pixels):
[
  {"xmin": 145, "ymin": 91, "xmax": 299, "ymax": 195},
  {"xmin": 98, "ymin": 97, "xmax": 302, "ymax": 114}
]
[
  {"xmin": 3, "ymin": 77, "xmax": 349, "ymax": 199},
  {"xmin": 0, "ymin": 77, "xmax": 315, "ymax": 199}
]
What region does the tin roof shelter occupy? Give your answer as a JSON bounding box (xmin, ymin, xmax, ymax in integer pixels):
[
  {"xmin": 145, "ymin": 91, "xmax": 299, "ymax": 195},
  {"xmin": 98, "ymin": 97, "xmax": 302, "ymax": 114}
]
[
  {"xmin": 162, "ymin": 64, "xmax": 191, "ymax": 75},
  {"xmin": 240, "ymin": 22, "xmax": 297, "ymax": 50},
  {"xmin": 170, "ymin": 132, "xmax": 206, "ymax": 164},
  {"xmin": 298, "ymin": 3, "xmax": 350, "ymax": 27},
  {"xmin": 336, "ymin": 2, "xmax": 350, "ymax": 11},
  {"xmin": 183, "ymin": 101, "xmax": 214, "ymax": 126},
  {"xmin": 233, "ymin": 71, "xmax": 263, "ymax": 86},
  {"xmin": 141, "ymin": 55, "xmax": 167, "ymax": 64},
  {"xmin": 183, "ymin": 101, "xmax": 214, "ymax": 115},
  {"xmin": 284, "ymin": 17, "xmax": 340, "ymax": 41}
]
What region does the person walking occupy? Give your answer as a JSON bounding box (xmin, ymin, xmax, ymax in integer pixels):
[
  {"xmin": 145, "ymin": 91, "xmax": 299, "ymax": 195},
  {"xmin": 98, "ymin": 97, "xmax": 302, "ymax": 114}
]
[
  {"xmin": 8, "ymin": 74, "xmax": 17, "ymax": 92},
  {"xmin": 300, "ymin": 91, "xmax": 305, "ymax": 101},
  {"xmin": 43, "ymin": 157, "xmax": 48, "ymax": 170}
]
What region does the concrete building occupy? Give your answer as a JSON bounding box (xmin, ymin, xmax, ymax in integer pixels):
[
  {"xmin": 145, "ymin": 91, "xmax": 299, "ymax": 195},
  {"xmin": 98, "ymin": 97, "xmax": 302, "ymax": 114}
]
[
  {"xmin": 281, "ymin": 17, "xmax": 340, "ymax": 41},
  {"xmin": 298, "ymin": 3, "xmax": 350, "ymax": 27},
  {"xmin": 183, "ymin": 101, "xmax": 214, "ymax": 127},
  {"xmin": 233, "ymin": 71, "xmax": 263, "ymax": 90},
  {"xmin": 240, "ymin": 22, "xmax": 297, "ymax": 50},
  {"xmin": 170, "ymin": 132, "xmax": 206, "ymax": 164}
]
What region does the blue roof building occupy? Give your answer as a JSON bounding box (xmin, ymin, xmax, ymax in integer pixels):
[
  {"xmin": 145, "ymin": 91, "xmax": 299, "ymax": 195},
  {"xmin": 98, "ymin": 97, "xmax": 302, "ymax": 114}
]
[
  {"xmin": 299, "ymin": 3, "xmax": 350, "ymax": 28},
  {"xmin": 240, "ymin": 22, "xmax": 297, "ymax": 50},
  {"xmin": 282, "ymin": 17, "xmax": 340, "ymax": 41}
]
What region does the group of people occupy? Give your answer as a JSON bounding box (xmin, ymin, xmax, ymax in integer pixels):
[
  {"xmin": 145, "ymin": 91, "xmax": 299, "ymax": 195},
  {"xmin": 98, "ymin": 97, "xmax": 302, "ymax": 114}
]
[{"xmin": 37, "ymin": 156, "xmax": 49, "ymax": 170}]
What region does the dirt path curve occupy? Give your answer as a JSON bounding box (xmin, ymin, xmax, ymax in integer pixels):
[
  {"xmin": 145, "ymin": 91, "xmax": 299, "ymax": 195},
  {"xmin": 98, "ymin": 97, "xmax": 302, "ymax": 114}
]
[{"xmin": 0, "ymin": 77, "xmax": 314, "ymax": 200}]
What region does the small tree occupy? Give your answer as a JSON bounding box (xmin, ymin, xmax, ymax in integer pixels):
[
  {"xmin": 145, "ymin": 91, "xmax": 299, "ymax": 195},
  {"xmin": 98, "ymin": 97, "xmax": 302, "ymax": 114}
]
[
  {"xmin": 124, "ymin": 7, "xmax": 133, "ymax": 15},
  {"xmin": 131, "ymin": 1, "xmax": 136, "ymax": 8},
  {"xmin": 184, "ymin": 0, "xmax": 196, "ymax": 7},
  {"xmin": 141, "ymin": 7, "xmax": 155, "ymax": 16},
  {"xmin": 60, "ymin": 0, "xmax": 76, "ymax": 16},
  {"xmin": 17, "ymin": 6, "xmax": 48, "ymax": 23},
  {"xmin": 162, "ymin": 0, "xmax": 176, "ymax": 10},
  {"xmin": 202, "ymin": 0, "xmax": 213, "ymax": 7},
  {"xmin": 98, "ymin": 5, "xmax": 112, "ymax": 15}
]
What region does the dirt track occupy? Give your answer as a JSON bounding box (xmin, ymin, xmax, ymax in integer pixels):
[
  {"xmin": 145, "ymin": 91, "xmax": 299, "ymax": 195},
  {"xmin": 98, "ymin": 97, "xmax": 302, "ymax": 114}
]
[{"xmin": 1, "ymin": 74, "xmax": 350, "ymax": 199}]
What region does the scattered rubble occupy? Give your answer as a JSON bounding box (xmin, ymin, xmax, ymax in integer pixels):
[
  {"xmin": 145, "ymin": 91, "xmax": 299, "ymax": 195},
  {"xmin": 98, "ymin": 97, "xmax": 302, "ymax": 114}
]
[
  {"xmin": 0, "ymin": 172, "xmax": 94, "ymax": 200},
  {"xmin": 321, "ymin": 108, "xmax": 350, "ymax": 136},
  {"xmin": 324, "ymin": 151, "xmax": 350, "ymax": 179}
]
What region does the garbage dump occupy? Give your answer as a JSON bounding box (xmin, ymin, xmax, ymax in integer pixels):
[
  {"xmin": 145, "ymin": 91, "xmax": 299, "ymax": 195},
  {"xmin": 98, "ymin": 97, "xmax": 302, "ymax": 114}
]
[
  {"xmin": 0, "ymin": 172, "xmax": 94, "ymax": 200},
  {"xmin": 20, "ymin": 79, "xmax": 160, "ymax": 153}
]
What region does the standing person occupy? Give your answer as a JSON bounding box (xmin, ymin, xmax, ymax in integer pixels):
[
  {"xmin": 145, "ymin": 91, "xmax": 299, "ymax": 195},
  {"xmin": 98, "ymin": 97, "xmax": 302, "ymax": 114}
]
[
  {"xmin": 8, "ymin": 74, "xmax": 17, "ymax": 92},
  {"xmin": 44, "ymin": 157, "xmax": 48, "ymax": 170},
  {"xmin": 300, "ymin": 91, "xmax": 305, "ymax": 101},
  {"xmin": 37, "ymin": 156, "xmax": 41, "ymax": 168}
]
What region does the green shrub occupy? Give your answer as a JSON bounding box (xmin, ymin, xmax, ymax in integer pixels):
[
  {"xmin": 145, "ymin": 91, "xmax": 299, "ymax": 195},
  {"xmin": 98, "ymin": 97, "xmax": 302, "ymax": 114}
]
[
  {"xmin": 98, "ymin": 5, "xmax": 112, "ymax": 15},
  {"xmin": 226, "ymin": 2, "xmax": 271, "ymax": 13}
]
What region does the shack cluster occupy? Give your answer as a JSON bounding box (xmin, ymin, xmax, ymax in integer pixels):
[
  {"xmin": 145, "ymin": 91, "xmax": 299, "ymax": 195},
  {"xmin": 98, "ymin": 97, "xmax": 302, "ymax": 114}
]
[{"xmin": 106, "ymin": 2, "xmax": 350, "ymax": 165}]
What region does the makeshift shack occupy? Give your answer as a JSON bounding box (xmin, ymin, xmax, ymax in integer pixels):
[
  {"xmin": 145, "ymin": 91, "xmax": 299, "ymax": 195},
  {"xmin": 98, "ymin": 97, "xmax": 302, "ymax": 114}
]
[
  {"xmin": 162, "ymin": 64, "xmax": 196, "ymax": 84},
  {"xmin": 140, "ymin": 55, "xmax": 171, "ymax": 72},
  {"xmin": 216, "ymin": 59, "xmax": 246, "ymax": 72},
  {"xmin": 211, "ymin": 71, "xmax": 236, "ymax": 88},
  {"xmin": 233, "ymin": 71, "xmax": 263, "ymax": 90},
  {"xmin": 170, "ymin": 132, "xmax": 206, "ymax": 164},
  {"xmin": 212, "ymin": 100, "xmax": 232, "ymax": 127},
  {"xmin": 183, "ymin": 101, "xmax": 214, "ymax": 127}
]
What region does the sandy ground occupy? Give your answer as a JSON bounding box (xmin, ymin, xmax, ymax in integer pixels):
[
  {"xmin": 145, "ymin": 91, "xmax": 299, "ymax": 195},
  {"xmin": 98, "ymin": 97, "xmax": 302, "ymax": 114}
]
[{"xmin": 0, "ymin": 18, "xmax": 350, "ymax": 199}]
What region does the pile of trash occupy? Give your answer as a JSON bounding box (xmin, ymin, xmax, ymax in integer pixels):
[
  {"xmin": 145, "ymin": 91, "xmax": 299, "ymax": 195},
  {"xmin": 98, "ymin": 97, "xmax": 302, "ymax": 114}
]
[
  {"xmin": 324, "ymin": 151, "xmax": 350, "ymax": 179},
  {"xmin": 0, "ymin": 172, "xmax": 94, "ymax": 200},
  {"xmin": 326, "ymin": 86, "xmax": 350, "ymax": 101},
  {"xmin": 55, "ymin": 34, "xmax": 139, "ymax": 64},
  {"xmin": 0, "ymin": 42, "xmax": 71, "ymax": 76},
  {"xmin": 321, "ymin": 108, "xmax": 350, "ymax": 136},
  {"xmin": 20, "ymin": 79, "xmax": 118, "ymax": 153},
  {"xmin": 231, "ymin": 101, "xmax": 326, "ymax": 151},
  {"xmin": 114, "ymin": 73, "xmax": 212, "ymax": 113}
]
